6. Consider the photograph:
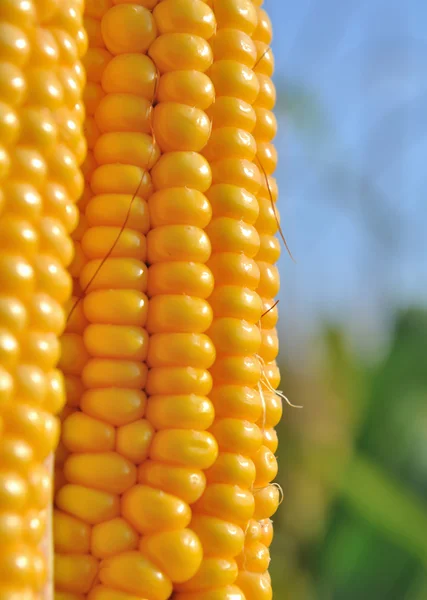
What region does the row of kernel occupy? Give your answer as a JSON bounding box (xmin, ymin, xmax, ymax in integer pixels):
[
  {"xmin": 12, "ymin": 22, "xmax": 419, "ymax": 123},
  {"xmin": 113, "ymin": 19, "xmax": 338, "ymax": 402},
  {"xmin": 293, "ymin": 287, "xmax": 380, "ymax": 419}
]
[
  {"xmin": 97, "ymin": 2, "xmax": 224, "ymax": 599},
  {"xmin": 173, "ymin": 2, "xmax": 267, "ymax": 599},
  {"xmin": 53, "ymin": 0, "xmax": 100, "ymax": 597},
  {"xmin": 236, "ymin": 5, "xmax": 282, "ymax": 599},
  {"xmin": 54, "ymin": 0, "xmax": 157, "ymax": 598},
  {"xmin": 0, "ymin": 0, "xmax": 86, "ymax": 597}
]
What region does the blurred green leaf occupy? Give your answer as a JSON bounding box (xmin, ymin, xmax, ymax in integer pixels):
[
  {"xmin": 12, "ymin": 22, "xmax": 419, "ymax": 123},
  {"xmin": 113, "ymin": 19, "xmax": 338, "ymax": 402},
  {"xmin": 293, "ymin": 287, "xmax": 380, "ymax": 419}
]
[{"xmin": 339, "ymin": 455, "xmax": 427, "ymax": 565}]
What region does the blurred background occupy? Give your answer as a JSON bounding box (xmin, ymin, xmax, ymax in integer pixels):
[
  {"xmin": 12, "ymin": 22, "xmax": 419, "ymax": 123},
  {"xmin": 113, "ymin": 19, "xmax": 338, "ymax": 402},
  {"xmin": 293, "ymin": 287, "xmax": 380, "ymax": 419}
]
[{"xmin": 265, "ymin": 0, "xmax": 427, "ymax": 597}]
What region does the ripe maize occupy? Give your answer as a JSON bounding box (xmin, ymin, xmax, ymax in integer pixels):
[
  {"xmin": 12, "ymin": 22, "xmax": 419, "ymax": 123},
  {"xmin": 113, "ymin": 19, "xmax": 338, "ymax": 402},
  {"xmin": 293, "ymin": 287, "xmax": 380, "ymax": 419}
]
[
  {"xmin": 1, "ymin": 0, "xmax": 283, "ymax": 597},
  {"xmin": 0, "ymin": 0, "xmax": 86, "ymax": 597}
]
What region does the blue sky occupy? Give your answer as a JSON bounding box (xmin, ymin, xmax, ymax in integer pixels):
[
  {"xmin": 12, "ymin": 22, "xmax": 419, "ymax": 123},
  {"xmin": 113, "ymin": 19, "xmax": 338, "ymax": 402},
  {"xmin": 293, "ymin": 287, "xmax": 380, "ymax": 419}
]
[{"xmin": 263, "ymin": 0, "xmax": 427, "ymax": 352}]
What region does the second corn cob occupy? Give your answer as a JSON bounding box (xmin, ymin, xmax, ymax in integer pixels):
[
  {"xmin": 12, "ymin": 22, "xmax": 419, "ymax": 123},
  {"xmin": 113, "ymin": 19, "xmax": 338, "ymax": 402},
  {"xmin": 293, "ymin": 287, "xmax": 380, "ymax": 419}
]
[{"xmin": 0, "ymin": 0, "xmax": 86, "ymax": 597}]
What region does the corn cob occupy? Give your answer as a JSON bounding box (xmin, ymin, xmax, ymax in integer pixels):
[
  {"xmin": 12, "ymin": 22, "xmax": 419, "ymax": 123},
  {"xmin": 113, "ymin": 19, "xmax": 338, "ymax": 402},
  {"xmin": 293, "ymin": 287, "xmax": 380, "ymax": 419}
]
[
  {"xmin": 172, "ymin": 2, "xmax": 273, "ymax": 599},
  {"xmin": 0, "ymin": 0, "xmax": 85, "ymax": 597},
  {"xmin": 53, "ymin": 1, "xmax": 105, "ymax": 596}
]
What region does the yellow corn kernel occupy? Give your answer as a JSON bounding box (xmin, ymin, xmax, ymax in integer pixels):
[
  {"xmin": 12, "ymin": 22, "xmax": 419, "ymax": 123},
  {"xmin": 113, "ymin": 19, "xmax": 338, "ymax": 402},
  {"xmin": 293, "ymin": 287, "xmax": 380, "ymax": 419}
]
[
  {"xmin": 205, "ymin": 452, "xmax": 256, "ymax": 488},
  {"xmin": 146, "ymin": 395, "xmax": 214, "ymax": 430},
  {"xmin": 176, "ymin": 587, "xmax": 246, "ymax": 600},
  {"xmin": 95, "ymin": 93, "xmax": 151, "ymax": 135},
  {"xmin": 101, "ymin": 4, "xmax": 157, "ymax": 55},
  {"xmin": 84, "ymin": 16, "xmax": 105, "ymax": 49},
  {"xmin": 245, "ymin": 519, "xmax": 262, "ymax": 544},
  {"xmin": 83, "ymin": 48, "xmax": 112, "ymax": 83},
  {"xmin": 207, "ymin": 96, "xmax": 256, "ymax": 131},
  {"xmin": 55, "ymin": 554, "xmax": 98, "ymax": 595},
  {"xmin": 209, "ymin": 286, "xmax": 263, "ymax": 322},
  {"xmin": 101, "ymin": 54, "xmax": 156, "ymax": 99},
  {"xmin": 94, "ymin": 132, "xmax": 159, "ymax": 170},
  {"xmin": 153, "ymin": 102, "xmax": 211, "ymax": 153},
  {"xmin": 98, "ymin": 552, "xmax": 172, "ymax": 600},
  {"xmin": 235, "ymin": 571, "xmax": 272, "ymax": 600},
  {"xmin": 82, "ymin": 359, "xmax": 148, "ymax": 389},
  {"xmin": 209, "ymin": 418, "xmax": 262, "ymax": 456},
  {"xmin": 175, "ymin": 558, "xmax": 238, "ymax": 593},
  {"xmin": 62, "ymin": 412, "xmax": 115, "ymax": 453},
  {"xmin": 203, "ymin": 127, "xmax": 257, "ymax": 162},
  {"xmin": 194, "ymin": 483, "xmax": 255, "ymax": 525},
  {"xmin": 211, "ymin": 157, "xmax": 261, "ymax": 195},
  {"xmin": 25, "ymin": 510, "xmax": 48, "ymax": 547},
  {"xmin": 148, "ymin": 333, "xmax": 215, "ymax": 369},
  {"xmin": 79, "ymin": 388, "xmax": 146, "ymax": 426},
  {"xmin": 254, "ymin": 41, "xmax": 274, "ymax": 77},
  {"xmin": 213, "ymin": 0, "xmax": 258, "ymax": 34},
  {"xmin": 0, "ymin": 437, "xmax": 33, "ymax": 475},
  {"xmin": 63, "ymin": 452, "xmax": 136, "ymax": 494},
  {"xmin": 56, "ymin": 484, "xmax": 120, "ymax": 525},
  {"xmin": 209, "ymin": 60, "xmax": 259, "ymax": 104},
  {"xmin": 149, "ymin": 33, "xmax": 213, "ymax": 73},
  {"xmin": 211, "ymin": 29, "xmax": 257, "ymax": 68},
  {"xmin": 147, "ymin": 225, "xmax": 211, "ymax": 264},
  {"xmin": 256, "ymin": 141, "xmax": 277, "ymax": 175},
  {"xmin": 151, "ymin": 151, "xmax": 212, "ymax": 192},
  {"xmin": 207, "ymin": 254, "xmax": 260, "ymax": 290},
  {"xmin": 207, "ymin": 184, "xmax": 259, "ymax": 224},
  {"xmin": 257, "ymin": 235, "xmax": 281, "ymax": 264},
  {"xmin": 254, "ymin": 74, "xmax": 276, "ymax": 110},
  {"xmin": 91, "ymin": 518, "xmax": 139, "ymax": 559},
  {"xmin": 259, "ymin": 519, "xmax": 273, "ymax": 548},
  {"xmin": 82, "ymin": 226, "xmax": 147, "ymax": 261},
  {"xmin": 88, "ymin": 586, "xmax": 146, "ymax": 600},
  {"xmin": 257, "ymin": 262, "xmax": 280, "ymax": 298},
  {"xmin": 157, "ymin": 70, "xmax": 214, "ymax": 110},
  {"xmin": 252, "ymin": 445, "xmax": 278, "ymax": 488},
  {"xmin": 153, "ymin": 0, "xmax": 216, "ymax": 39},
  {"xmin": 121, "ymin": 485, "xmax": 191, "ymax": 534},
  {"xmin": 262, "ymin": 427, "xmax": 278, "ymax": 454},
  {"xmin": 146, "ymin": 366, "xmax": 213, "ymax": 396},
  {"xmin": 84, "ymin": 324, "xmax": 148, "ymax": 361},
  {"xmin": 150, "ymin": 429, "xmax": 218, "ymax": 469},
  {"xmin": 138, "ymin": 461, "xmax": 206, "ymax": 505},
  {"xmin": 210, "ymin": 355, "xmax": 262, "ymax": 387},
  {"xmin": 79, "ymin": 258, "xmax": 147, "ymax": 293},
  {"xmin": 148, "ymin": 262, "xmax": 214, "ymax": 298},
  {"xmin": 208, "ymin": 317, "xmax": 261, "ymax": 355},
  {"xmin": 53, "ymin": 510, "xmax": 91, "ymax": 554},
  {"xmin": 86, "ymin": 194, "xmax": 149, "ymax": 231},
  {"xmin": 90, "ymin": 167, "xmax": 152, "ymax": 199},
  {"xmin": 147, "ymin": 296, "xmax": 213, "ymax": 334},
  {"xmin": 139, "ymin": 528, "xmax": 203, "ymax": 583},
  {"xmin": 253, "ymin": 484, "xmax": 280, "ymax": 520},
  {"xmin": 191, "ymin": 514, "xmax": 245, "ymax": 558},
  {"xmin": 252, "ymin": 107, "xmax": 277, "ymax": 142},
  {"xmin": 3, "ymin": 404, "xmax": 59, "ymax": 461},
  {"xmin": 83, "ymin": 290, "xmax": 148, "ymax": 327},
  {"xmin": 149, "ymin": 187, "xmax": 212, "ymax": 228},
  {"xmin": 116, "ymin": 419, "xmax": 154, "ymax": 464},
  {"xmin": 261, "ymin": 327, "xmax": 279, "ymax": 361},
  {"xmin": 236, "ymin": 541, "xmax": 270, "ymax": 573}
]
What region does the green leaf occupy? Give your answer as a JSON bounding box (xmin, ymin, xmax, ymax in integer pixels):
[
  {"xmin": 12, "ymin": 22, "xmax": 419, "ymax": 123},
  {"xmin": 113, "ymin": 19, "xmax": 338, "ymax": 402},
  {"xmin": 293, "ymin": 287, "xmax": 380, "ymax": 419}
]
[{"xmin": 338, "ymin": 455, "xmax": 427, "ymax": 565}]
